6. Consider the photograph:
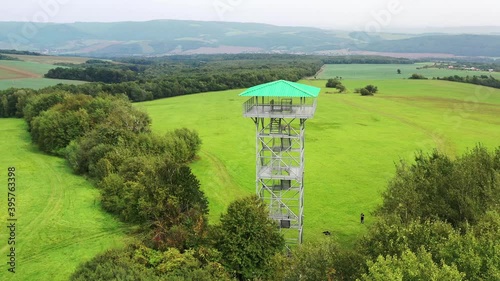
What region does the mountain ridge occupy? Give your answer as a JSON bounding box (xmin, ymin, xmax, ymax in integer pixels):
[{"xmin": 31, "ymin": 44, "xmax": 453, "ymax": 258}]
[{"xmin": 0, "ymin": 19, "xmax": 499, "ymax": 57}]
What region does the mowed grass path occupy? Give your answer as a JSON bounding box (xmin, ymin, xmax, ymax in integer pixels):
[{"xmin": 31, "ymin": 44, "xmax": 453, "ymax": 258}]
[
  {"xmin": 0, "ymin": 119, "xmax": 129, "ymax": 281},
  {"xmin": 318, "ymin": 63, "xmax": 500, "ymax": 80},
  {"xmin": 138, "ymin": 79, "xmax": 500, "ymax": 245}
]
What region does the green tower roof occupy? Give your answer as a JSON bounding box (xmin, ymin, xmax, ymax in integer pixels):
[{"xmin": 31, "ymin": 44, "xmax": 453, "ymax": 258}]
[{"xmin": 239, "ymin": 80, "xmax": 320, "ymax": 98}]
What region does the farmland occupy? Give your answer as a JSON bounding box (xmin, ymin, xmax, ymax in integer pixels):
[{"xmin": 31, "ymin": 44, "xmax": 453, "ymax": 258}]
[
  {"xmin": 0, "ymin": 58, "xmax": 86, "ymax": 90},
  {"xmin": 139, "ymin": 79, "xmax": 500, "ymax": 244},
  {"xmin": 317, "ymin": 63, "xmax": 500, "ymax": 80},
  {"xmin": 0, "ymin": 119, "xmax": 130, "ymax": 281}
]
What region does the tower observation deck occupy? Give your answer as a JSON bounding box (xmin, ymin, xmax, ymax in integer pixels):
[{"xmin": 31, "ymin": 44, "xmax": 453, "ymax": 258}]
[{"xmin": 240, "ymin": 80, "xmax": 320, "ymax": 248}]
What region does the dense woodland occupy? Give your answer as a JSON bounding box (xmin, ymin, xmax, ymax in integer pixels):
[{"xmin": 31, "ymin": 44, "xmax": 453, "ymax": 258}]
[{"xmin": 1, "ymin": 54, "xmax": 499, "ymax": 280}]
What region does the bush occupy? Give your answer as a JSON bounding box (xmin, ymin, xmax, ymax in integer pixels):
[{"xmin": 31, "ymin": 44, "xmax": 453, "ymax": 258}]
[
  {"xmin": 213, "ymin": 196, "xmax": 284, "ymax": 280},
  {"xmin": 409, "ymin": 73, "xmax": 428, "ymax": 79},
  {"xmin": 359, "ymin": 85, "xmax": 378, "ymax": 96},
  {"xmin": 326, "ymin": 78, "xmax": 342, "ymax": 88},
  {"xmin": 360, "ymin": 88, "xmax": 372, "ymax": 96}
]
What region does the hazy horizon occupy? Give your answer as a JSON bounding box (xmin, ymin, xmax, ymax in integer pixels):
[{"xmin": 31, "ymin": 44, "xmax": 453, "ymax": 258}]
[{"xmin": 1, "ymin": 0, "xmax": 499, "ymax": 32}]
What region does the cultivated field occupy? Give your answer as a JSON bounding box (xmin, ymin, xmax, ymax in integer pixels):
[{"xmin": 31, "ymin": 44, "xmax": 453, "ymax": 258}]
[
  {"xmin": 2, "ymin": 54, "xmax": 90, "ymax": 65},
  {"xmin": 0, "ymin": 60, "xmax": 86, "ymax": 90},
  {"xmin": 0, "ymin": 119, "xmax": 129, "ymax": 281},
  {"xmin": 139, "ymin": 79, "xmax": 500, "ymax": 244},
  {"xmin": 317, "ymin": 63, "xmax": 500, "ymax": 80}
]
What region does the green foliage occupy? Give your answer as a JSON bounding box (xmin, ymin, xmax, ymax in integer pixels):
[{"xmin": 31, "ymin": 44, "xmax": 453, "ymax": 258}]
[
  {"xmin": 361, "ymin": 217, "xmax": 457, "ymax": 260},
  {"xmin": 336, "ymin": 83, "xmax": 347, "ymax": 93},
  {"xmin": 436, "ymin": 212, "xmax": 500, "ymax": 281},
  {"xmin": 326, "ymin": 78, "xmax": 342, "ymax": 88},
  {"xmin": 361, "ymin": 248, "xmax": 464, "ymax": 281},
  {"xmin": 437, "ymin": 74, "xmax": 500, "ymax": 89},
  {"xmin": 70, "ymin": 244, "xmax": 232, "ymax": 281},
  {"xmin": 45, "ymin": 66, "xmax": 138, "ymax": 83},
  {"xmin": 378, "ymin": 145, "xmax": 500, "ymax": 227},
  {"xmin": 70, "ymin": 248, "xmax": 160, "ymax": 281},
  {"xmin": 213, "ymin": 196, "xmax": 285, "ymax": 280},
  {"xmin": 360, "ymin": 88, "xmax": 372, "ymax": 96},
  {"xmin": 326, "ymin": 78, "xmax": 347, "ymax": 93},
  {"xmin": 30, "ymin": 107, "xmax": 91, "ymax": 154},
  {"xmin": 409, "ymin": 73, "xmax": 428, "ymax": 79},
  {"xmin": 365, "ymin": 85, "xmax": 378, "ymax": 94},
  {"xmin": 272, "ymin": 239, "xmax": 365, "ymax": 281},
  {"xmin": 27, "ymin": 93, "xmax": 148, "ymax": 155},
  {"xmin": 0, "ymin": 88, "xmax": 37, "ymax": 117}
]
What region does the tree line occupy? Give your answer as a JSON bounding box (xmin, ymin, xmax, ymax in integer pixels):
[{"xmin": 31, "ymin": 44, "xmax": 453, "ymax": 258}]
[{"xmin": 436, "ymin": 75, "xmax": 500, "ymax": 89}]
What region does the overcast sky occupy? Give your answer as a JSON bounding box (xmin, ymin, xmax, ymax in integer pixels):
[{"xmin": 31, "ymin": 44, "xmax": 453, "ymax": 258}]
[{"xmin": 1, "ymin": 0, "xmax": 499, "ymax": 30}]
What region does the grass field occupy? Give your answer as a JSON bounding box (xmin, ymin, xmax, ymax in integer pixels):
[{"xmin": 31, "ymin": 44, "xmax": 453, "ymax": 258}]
[
  {"xmin": 317, "ymin": 63, "xmax": 500, "ymax": 80},
  {"xmin": 138, "ymin": 79, "xmax": 500, "ymax": 245},
  {"xmin": 0, "ymin": 119, "xmax": 130, "ymax": 281},
  {"xmin": 0, "ymin": 78, "xmax": 87, "ymax": 90}
]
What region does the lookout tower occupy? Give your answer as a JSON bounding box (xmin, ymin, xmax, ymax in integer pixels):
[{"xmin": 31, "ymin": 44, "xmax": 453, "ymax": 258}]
[{"xmin": 240, "ymin": 80, "xmax": 320, "ymax": 248}]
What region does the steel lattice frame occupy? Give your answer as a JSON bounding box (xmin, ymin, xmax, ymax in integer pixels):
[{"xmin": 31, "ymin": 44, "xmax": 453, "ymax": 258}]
[
  {"xmin": 252, "ymin": 116, "xmax": 307, "ymax": 247},
  {"xmin": 241, "ymin": 82, "xmax": 319, "ymax": 249}
]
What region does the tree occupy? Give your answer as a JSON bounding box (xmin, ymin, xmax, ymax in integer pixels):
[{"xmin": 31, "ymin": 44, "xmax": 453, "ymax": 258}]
[
  {"xmin": 409, "ymin": 73, "xmax": 428, "ymax": 79},
  {"xmin": 326, "ymin": 78, "xmax": 342, "ymax": 88},
  {"xmin": 360, "ymin": 88, "xmax": 372, "ymax": 96},
  {"xmin": 365, "ymin": 85, "xmax": 378, "ymax": 94},
  {"xmin": 378, "ymin": 145, "xmax": 500, "ymax": 227},
  {"xmin": 397, "ymin": 69, "xmax": 401, "ymax": 74},
  {"xmin": 272, "ymin": 239, "xmax": 365, "ymax": 281},
  {"xmin": 213, "ymin": 196, "xmax": 284, "ymax": 280},
  {"xmin": 336, "ymin": 84, "xmax": 347, "ymax": 93},
  {"xmin": 361, "ymin": 248, "xmax": 464, "ymax": 281}
]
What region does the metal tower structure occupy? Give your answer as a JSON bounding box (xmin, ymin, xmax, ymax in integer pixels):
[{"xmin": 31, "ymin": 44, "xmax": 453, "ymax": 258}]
[{"xmin": 240, "ymin": 80, "xmax": 320, "ymax": 248}]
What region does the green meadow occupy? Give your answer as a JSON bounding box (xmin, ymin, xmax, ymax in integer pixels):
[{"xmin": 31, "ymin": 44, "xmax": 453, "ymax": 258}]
[
  {"xmin": 0, "ymin": 78, "xmax": 86, "ymax": 90},
  {"xmin": 0, "ymin": 119, "xmax": 129, "ymax": 281},
  {"xmin": 318, "ymin": 63, "xmax": 500, "ymax": 80},
  {"xmin": 138, "ymin": 79, "xmax": 500, "ymax": 244}
]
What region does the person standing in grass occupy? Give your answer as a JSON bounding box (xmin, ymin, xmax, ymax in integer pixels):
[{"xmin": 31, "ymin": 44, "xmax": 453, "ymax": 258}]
[{"xmin": 361, "ymin": 213, "xmax": 365, "ymax": 224}]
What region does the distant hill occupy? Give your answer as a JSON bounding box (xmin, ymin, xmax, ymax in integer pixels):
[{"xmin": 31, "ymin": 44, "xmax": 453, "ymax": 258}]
[{"xmin": 0, "ymin": 20, "xmax": 499, "ymax": 57}]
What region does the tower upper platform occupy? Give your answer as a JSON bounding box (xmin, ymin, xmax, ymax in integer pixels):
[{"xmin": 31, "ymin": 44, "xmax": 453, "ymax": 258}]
[{"xmin": 240, "ymin": 80, "xmax": 320, "ymax": 119}]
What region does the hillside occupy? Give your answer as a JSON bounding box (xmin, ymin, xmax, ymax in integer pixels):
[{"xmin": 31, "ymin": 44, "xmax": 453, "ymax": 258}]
[
  {"xmin": 1, "ymin": 20, "xmax": 499, "ymax": 57},
  {"xmin": 0, "ymin": 119, "xmax": 129, "ymax": 281}
]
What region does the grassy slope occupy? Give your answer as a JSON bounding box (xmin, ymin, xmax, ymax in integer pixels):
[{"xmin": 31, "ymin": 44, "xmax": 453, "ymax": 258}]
[
  {"xmin": 0, "ymin": 78, "xmax": 86, "ymax": 90},
  {"xmin": 0, "ymin": 119, "xmax": 129, "ymax": 281},
  {"xmin": 318, "ymin": 63, "xmax": 500, "ymax": 80},
  {"xmin": 138, "ymin": 79, "xmax": 500, "ymax": 245}
]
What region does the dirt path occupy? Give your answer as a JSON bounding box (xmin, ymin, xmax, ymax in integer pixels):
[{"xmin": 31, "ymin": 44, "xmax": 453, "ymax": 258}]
[{"xmin": 0, "ymin": 64, "xmax": 40, "ymax": 79}]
